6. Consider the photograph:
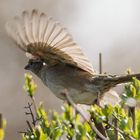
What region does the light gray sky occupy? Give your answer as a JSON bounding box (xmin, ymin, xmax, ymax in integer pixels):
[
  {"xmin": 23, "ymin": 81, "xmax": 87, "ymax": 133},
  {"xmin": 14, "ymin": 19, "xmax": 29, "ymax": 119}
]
[{"xmin": 1, "ymin": 0, "xmax": 140, "ymax": 139}]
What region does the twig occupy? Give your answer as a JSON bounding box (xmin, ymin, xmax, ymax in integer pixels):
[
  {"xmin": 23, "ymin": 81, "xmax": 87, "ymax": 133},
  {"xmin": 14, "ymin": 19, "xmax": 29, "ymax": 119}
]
[
  {"xmin": 61, "ymin": 91, "xmax": 109, "ymax": 140},
  {"xmin": 91, "ymin": 117, "xmax": 108, "ymax": 139},
  {"xmin": 0, "ymin": 113, "xmax": 2, "ymax": 128},
  {"xmin": 31, "ymin": 96, "xmax": 37, "ymax": 114},
  {"xmin": 128, "ymin": 107, "xmax": 136, "ymax": 132},
  {"xmin": 114, "ymin": 118, "xmax": 118, "ymax": 140},
  {"xmin": 107, "ymin": 121, "xmax": 136, "ymax": 140},
  {"xmin": 93, "ymin": 91, "xmax": 108, "ymax": 139},
  {"xmin": 93, "ymin": 53, "xmax": 108, "ymax": 139},
  {"xmin": 25, "ymin": 103, "xmax": 36, "ymax": 126},
  {"xmin": 99, "ymin": 53, "xmax": 102, "ymax": 74},
  {"xmin": 26, "ymin": 120, "xmax": 33, "ymax": 132},
  {"xmin": 18, "ymin": 131, "xmax": 27, "ymax": 135}
]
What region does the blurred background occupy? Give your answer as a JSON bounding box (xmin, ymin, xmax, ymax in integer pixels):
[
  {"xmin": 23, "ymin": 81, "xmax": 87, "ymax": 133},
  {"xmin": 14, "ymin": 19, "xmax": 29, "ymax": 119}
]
[{"xmin": 1, "ymin": 0, "xmax": 140, "ymax": 139}]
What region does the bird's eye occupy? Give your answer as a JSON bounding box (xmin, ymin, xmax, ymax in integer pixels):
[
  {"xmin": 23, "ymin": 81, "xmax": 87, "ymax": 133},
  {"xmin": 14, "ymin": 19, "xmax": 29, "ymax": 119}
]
[{"xmin": 43, "ymin": 62, "xmax": 46, "ymax": 66}]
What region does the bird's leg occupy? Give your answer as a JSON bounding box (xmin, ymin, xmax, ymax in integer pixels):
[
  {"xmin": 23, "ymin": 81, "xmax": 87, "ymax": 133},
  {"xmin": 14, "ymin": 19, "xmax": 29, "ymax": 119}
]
[{"xmin": 96, "ymin": 90, "xmax": 101, "ymax": 106}]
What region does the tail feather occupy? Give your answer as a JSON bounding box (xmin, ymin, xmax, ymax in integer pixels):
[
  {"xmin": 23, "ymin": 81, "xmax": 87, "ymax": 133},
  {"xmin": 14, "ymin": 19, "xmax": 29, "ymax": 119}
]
[
  {"xmin": 112, "ymin": 73, "xmax": 140, "ymax": 84},
  {"xmin": 93, "ymin": 73, "xmax": 140, "ymax": 93}
]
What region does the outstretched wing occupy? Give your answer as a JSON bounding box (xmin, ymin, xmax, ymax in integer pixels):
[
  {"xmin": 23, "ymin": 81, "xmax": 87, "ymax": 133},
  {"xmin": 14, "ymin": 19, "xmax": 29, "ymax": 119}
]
[{"xmin": 6, "ymin": 9, "xmax": 95, "ymax": 74}]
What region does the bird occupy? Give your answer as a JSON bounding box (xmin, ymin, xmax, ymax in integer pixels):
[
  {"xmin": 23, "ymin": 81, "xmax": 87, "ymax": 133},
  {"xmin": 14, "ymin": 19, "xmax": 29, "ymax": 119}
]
[{"xmin": 5, "ymin": 9, "xmax": 140, "ymax": 105}]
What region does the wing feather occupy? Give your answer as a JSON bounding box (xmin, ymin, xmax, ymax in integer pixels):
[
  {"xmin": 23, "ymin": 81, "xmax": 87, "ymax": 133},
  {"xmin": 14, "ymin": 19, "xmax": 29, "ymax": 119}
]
[
  {"xmin": 22, "ymin": 11, "xmax": 34, "ymax": 43},
  {"xmin": 6, "ymin": 9, "xmax": 95, "ymax": 74},
  {"xmin": 31, "ymin": 9, "xmax": 39, "ymax": 42},
  {"xmin": 38, "ymin": 13, "xmax": 47, "ymax": 42},
  {"xmin": 14, "ymin": 16, "xmax": 29, "ymax": 46}
]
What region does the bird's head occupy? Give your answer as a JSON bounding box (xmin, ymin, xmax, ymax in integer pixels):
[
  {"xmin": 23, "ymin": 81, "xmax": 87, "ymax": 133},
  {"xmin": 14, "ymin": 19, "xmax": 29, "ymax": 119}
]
[{"xmin": 24, "ymin": 59, "xmax": 45, "ymax": 75}]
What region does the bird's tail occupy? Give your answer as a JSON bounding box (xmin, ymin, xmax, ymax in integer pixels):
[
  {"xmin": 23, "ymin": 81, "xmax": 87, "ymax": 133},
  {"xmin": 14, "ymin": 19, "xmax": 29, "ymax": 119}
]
[
  {"xmin": 94, "ymin": 73, "xmax": 140, "ymax": 93},
  {"xmin": 96, "ymin": 73, "xmax": 140, "ymax": 107},
  {"xmin": 110, "ymin": 73, "xmax": 140, "ymax": 84}
]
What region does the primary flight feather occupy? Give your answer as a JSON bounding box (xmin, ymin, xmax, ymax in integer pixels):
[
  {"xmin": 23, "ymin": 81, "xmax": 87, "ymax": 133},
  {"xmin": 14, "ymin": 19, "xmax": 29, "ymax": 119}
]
[{"xmin": 6, "ymin": 9, "xmax": 95, "ymax": 75}]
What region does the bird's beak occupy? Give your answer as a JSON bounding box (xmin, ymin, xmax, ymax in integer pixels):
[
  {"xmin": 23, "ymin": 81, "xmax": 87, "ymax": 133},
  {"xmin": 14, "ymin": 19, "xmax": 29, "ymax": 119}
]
[{"xmin": 24, "ymin": 64, "xmax": 30, "ymax": 70}]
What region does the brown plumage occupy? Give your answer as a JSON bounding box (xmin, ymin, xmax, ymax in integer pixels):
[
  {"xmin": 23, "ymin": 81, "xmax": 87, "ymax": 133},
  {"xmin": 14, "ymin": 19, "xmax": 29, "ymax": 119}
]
[
  {"xmin": 6, "ymin": 9, "xmax": 94, "ymax": 74},
  {"xmin": 6, "ymin": 9, "xmax": 140, "ymax": 105}
]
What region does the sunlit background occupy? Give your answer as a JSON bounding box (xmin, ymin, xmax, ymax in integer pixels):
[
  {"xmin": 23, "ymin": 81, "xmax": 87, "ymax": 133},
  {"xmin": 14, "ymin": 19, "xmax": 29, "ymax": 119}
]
[{"xmin": 1, "ymin": 0, "xmax": 140, "ymax": 139}]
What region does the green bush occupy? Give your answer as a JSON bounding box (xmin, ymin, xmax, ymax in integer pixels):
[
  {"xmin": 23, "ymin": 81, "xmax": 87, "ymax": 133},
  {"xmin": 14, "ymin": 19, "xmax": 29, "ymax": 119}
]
[
  {"xmin": 21, "ymin": 74, "xmax": 140, "ymax": 140},
  {"xmin": 0, "ymin": 114, "xmax": 6, "ymax": 140}
]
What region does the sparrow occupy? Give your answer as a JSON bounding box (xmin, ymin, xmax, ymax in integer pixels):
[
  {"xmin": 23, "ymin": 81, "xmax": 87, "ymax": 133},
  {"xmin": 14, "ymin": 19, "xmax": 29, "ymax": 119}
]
[{"xmin": 6, "ymin": 9, "xmax": 140, "ymax": 105}]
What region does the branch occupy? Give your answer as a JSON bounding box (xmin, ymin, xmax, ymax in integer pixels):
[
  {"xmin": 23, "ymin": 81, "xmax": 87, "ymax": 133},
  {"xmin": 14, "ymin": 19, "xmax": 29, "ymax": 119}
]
[
  {"xmin": 25, "ymin": 102, "xmax": 36, "ymax": 126},
  {"xmin": 94, "ymin": 91, "xmax": 108, "ymax": 139},
  {"xmin": 31, "ymin": 96, "xmax": 37, "ymax": 114},
  {"xmin": 61, "ymin": 91, "xmax": 109, "ymax": 140},
  {"xmin": 26, "ymin": 120, "xmax": 33, "ymax": 132},
  {"xmin": 107, "ymin": 121, "xmax": 136, "ymax": 140},
  {"xmin": 91, "ymin": 117, "xmax": 108, "ymax": 139},
  {"xmin": 0, "ymin": 113, "xmax": 2, "ymax": 128},
  {"xmin": 128, "ymin": 107, "xmax": 136, "ymax": 132},
  {"xmin": 114, "ymin": 118, "xmax": 118, "ymax": 140}
]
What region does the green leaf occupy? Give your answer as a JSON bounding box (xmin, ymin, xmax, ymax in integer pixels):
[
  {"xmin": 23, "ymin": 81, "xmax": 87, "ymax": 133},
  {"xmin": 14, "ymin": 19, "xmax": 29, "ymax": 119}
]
[
  {"xmin": 102, "ymin": 105, "xmax": 113, "ymax": 120},
  {"xmin": 23, "ymin": 73, "xmax": 37, "ymax": 98}
]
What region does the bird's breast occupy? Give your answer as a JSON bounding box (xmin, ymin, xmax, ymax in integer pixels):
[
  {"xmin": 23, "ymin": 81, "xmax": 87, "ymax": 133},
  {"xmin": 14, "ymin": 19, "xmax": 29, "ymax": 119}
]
[
  {"xmin": 44, "ymin": 79, "xmax": 97, "ymax": 105},
  {"xmin": 40, "ymin": 64, "xmax": 98, "ymax": 105}
]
